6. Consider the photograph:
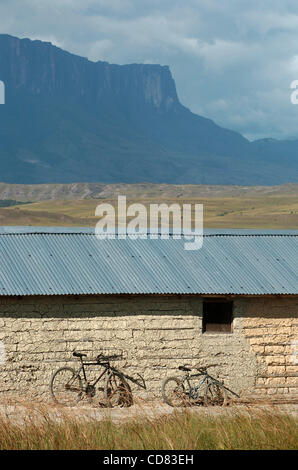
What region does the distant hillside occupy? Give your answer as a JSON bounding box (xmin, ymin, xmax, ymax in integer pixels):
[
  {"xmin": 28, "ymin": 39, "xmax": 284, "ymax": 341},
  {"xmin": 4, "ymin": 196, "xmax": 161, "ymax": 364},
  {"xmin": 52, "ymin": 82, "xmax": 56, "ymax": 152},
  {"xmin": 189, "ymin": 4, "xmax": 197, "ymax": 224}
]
[{"xmin": 0, "ymin": 34, "xmax": 297, "ymax": 185}]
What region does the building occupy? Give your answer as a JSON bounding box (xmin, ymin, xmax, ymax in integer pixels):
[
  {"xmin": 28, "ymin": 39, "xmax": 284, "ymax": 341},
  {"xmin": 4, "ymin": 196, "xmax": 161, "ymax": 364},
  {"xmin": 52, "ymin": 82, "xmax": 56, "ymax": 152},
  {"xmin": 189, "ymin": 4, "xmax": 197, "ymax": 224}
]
[{"xmin": 0, "ymin": 226, "xmax": 297, "ymax": 402}]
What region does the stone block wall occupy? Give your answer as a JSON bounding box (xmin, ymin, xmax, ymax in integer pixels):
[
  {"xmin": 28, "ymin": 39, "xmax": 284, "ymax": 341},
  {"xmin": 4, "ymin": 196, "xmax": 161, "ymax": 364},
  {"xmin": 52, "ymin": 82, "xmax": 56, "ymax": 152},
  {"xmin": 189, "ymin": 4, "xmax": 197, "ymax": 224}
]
[
  {"xmin": 0, "ymin": 294, "xmax": 296, "ymax": 402},
  {"xmin": 242, "ymin": 297, "xmax": 298, "ymax": 397}
]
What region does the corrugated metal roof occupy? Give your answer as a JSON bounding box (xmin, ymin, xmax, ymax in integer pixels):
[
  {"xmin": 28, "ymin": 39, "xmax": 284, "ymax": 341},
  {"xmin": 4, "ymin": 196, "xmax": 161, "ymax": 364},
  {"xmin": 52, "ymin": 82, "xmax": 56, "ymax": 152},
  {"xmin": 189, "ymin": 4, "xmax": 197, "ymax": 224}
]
[{"xmin": 0, "ymin": 227, "xmax": 297, "ymax": 296}]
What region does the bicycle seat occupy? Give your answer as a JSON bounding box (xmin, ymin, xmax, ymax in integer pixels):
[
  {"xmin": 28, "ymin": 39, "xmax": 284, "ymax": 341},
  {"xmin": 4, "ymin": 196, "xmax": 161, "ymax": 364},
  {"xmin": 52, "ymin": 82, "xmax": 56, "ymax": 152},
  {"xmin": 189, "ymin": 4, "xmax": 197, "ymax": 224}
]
[
  {"xmin": 73, "ymin": 351, "xmax": 87, "ymax": 358},
  {"xmin": 178, "ymin": 365, "xmax": 192, "ymax": 372}
]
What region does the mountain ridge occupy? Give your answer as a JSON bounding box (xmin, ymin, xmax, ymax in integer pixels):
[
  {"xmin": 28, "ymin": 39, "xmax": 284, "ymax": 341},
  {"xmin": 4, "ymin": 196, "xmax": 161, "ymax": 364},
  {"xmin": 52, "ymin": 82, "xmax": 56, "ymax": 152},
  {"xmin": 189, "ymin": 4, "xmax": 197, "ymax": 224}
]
[{"xmin": 0, "ymin": 181, "xmax": 297, "ymax": 202}]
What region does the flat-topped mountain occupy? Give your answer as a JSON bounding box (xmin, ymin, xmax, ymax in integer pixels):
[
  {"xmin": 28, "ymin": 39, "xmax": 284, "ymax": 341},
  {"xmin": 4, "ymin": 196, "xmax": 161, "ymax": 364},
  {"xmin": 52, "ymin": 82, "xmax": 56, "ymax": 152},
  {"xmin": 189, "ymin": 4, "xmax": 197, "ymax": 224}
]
[{"xmin": 0, "ymin": 34, "xmax": 297, "ymax": 185}]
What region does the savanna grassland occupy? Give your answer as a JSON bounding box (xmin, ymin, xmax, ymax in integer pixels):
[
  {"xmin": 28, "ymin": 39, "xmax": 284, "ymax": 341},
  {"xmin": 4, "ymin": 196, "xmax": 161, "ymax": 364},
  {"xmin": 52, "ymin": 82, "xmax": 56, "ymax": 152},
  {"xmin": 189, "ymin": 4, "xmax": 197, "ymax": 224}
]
[{"xmin": 0, "ymin": 182, "xmax": 297, "ymax": 229}]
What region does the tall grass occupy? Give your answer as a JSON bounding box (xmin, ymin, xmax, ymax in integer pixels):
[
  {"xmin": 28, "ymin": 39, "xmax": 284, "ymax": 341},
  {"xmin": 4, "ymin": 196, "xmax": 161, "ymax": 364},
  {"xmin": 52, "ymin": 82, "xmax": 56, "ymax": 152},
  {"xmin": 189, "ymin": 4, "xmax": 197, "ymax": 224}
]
[{"xmin": 0, "ymin": 404, "xmax": 297, "ymax": 450}]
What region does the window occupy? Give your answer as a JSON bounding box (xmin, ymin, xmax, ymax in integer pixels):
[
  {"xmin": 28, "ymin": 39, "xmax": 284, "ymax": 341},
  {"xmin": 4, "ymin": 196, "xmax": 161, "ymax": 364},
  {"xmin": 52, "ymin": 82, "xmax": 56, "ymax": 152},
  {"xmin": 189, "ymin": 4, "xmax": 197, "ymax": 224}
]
[{"xmin": 202, "ymin": 300, "xmax": 233, "ymax": 333}]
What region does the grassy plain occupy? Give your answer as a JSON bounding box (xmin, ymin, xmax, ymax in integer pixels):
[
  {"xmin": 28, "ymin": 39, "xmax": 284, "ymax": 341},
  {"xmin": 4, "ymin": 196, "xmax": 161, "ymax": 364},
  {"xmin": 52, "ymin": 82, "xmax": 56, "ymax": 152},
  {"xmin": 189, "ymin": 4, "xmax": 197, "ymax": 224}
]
[
  {"xmin": 0, "ymin": 194, "xmax": 297, "ymax": 229},
  {"xmin": 0, "ymin": 183, "xmax": 297, "ymax": 228}
]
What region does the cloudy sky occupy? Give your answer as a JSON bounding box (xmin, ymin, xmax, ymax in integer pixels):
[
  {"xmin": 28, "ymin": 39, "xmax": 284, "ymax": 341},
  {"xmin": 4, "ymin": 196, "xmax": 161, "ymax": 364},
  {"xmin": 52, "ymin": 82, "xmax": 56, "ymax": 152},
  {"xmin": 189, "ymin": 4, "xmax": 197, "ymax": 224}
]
[{"xmin": 1, "ymin": 0, "xmax": 298, "ymax": 140}]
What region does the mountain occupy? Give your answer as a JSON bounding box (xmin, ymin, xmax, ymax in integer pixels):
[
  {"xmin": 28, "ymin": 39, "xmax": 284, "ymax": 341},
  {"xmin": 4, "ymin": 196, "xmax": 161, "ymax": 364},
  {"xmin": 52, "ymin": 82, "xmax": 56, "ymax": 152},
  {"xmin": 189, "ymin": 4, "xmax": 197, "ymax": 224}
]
[{"xmin": 0, "ymin": 34, "xmax": 297, "ymax": 185}]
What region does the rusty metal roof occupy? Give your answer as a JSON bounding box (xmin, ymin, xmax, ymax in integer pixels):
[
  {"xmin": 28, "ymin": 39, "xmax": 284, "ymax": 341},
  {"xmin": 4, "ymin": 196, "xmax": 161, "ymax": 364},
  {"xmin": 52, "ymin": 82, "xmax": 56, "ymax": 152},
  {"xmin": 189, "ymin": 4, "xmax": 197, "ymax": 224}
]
[{"xmin": 0, "ymin": 227, "xmax": 297, "ymax": 296}]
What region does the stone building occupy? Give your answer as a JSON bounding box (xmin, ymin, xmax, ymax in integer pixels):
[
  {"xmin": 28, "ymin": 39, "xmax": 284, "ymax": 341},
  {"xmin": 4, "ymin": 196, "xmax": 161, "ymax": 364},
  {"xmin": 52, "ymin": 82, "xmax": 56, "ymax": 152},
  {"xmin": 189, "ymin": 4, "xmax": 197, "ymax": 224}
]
[{"xmin": 0, "ymin": 226, "xmax": 297, "ymax": 402}]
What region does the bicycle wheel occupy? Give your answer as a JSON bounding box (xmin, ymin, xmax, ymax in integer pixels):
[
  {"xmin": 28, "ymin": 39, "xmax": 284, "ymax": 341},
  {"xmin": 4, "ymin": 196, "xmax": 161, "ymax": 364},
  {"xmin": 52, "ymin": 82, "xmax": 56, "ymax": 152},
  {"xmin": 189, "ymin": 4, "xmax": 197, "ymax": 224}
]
[
  {"xmin": 161, "ymin": 377, "xmax": 187, "ymax": 407},
  {"xmin": 105, "ymin": 372, "xmax": 133, "ymax": 408},
  {"xmin": 204, "ymin": 382, "xmax": 228, "ymax": 406},
  {"xmin": 50, "ymin": 367, "xmax": 83, "ymax": 406}
]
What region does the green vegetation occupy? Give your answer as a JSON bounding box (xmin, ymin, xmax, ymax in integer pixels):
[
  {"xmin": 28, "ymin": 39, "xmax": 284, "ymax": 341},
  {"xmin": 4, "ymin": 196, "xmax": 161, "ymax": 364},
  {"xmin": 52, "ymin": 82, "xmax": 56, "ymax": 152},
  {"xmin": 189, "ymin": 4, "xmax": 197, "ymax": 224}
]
[
  {"xmin": 0, "ymin": 408, "xmax": 296, "ymax": 450},
  {"xmin": 0, "ymin": 200, "xmax": 31, "ymax": 208}
]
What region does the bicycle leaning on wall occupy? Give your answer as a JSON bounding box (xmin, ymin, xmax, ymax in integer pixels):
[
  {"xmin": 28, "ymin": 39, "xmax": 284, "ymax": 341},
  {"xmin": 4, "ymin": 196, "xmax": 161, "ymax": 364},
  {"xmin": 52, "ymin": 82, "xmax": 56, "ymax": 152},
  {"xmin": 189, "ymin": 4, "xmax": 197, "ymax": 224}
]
[
  {"xmin": 50, "ymin": 350, "xmax": 133, "ymax": 407},
  {"xmin": 162, "ymin": 364, "xmax": 239, "ymax": 407}
]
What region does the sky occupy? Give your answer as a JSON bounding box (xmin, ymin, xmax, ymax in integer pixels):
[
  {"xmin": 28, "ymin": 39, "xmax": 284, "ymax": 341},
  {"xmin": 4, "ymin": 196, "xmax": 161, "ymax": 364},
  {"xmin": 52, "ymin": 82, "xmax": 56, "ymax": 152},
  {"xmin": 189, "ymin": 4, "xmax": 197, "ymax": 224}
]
[{"xmin": 1, "ymin": 0, "xmax": 298, "ymax": 140}]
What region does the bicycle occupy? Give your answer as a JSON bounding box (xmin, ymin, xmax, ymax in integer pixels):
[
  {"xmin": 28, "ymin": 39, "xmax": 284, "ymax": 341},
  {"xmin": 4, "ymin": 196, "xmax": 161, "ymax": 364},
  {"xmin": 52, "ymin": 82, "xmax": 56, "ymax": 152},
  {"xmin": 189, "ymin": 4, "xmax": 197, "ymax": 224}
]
[
  {"xmin": 161, "ymin": 364, "xmax": 230, "ymax": 407},
  {"xmin": 50, "ymin": 350, "xmax": 133, "ymax": 407}
]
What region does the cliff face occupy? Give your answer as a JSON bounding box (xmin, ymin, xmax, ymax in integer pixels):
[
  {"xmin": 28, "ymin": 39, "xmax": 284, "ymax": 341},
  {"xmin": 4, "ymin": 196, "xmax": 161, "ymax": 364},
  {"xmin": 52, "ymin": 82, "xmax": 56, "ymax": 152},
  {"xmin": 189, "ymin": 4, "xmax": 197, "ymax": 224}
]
[{"xmin": 0, "ymin": 34, "xmax": 297, "ymax": 185}]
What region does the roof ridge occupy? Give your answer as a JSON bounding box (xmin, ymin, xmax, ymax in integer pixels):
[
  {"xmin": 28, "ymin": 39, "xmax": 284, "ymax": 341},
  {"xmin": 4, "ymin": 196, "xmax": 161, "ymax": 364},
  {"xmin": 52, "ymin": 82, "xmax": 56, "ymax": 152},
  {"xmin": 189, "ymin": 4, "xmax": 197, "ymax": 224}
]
[{"xmin": 0, "ymin": 227, "xmax": 297, "ymax": 236}]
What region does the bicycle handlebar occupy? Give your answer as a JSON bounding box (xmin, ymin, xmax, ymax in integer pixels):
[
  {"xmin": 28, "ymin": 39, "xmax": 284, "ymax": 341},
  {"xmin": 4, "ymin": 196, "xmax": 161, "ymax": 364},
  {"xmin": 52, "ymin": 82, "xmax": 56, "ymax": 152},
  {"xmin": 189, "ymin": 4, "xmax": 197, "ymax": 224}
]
[
  {"xmin": 96, "ymin": 354, "xmax": 122, "ymax": 362},
  {"xmin": 179, "ymin": 363, "xmax": 219, "ymax": 372},
  {"xmin": 72, "ymin": 350, "xmax": 122, "ymax": 362},
  {"xmin": 195, "ymin": 363, "xmax": 218, "ymax": 369}
]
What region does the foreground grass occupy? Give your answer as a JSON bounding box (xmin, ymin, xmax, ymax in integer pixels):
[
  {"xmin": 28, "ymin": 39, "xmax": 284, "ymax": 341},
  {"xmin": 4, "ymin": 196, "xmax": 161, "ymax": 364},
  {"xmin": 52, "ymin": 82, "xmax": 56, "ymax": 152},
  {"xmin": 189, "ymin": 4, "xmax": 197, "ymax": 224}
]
[{"xmin": 0, "ymin": 407, "xmax": 297, "ymax": 450}]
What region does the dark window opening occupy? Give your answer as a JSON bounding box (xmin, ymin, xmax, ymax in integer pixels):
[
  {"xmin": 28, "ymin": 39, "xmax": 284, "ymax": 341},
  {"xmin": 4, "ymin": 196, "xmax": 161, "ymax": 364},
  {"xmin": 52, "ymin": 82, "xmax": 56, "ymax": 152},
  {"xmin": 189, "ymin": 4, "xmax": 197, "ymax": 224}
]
[{"xmin": 203, "ymin": 301, "xmax": 233, "ymax": 333}]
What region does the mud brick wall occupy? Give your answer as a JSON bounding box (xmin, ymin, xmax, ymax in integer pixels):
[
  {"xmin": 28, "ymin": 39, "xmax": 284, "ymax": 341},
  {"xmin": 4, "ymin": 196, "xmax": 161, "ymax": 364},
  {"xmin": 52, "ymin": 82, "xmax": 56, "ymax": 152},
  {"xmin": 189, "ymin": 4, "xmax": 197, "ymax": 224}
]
[
  {"xmin": 242, "ymin": 297, "xmax": 298, "ymax": 396},
  {"xmin": 0, "ymin": 294, "xmax": 296, "ymax": 401}
]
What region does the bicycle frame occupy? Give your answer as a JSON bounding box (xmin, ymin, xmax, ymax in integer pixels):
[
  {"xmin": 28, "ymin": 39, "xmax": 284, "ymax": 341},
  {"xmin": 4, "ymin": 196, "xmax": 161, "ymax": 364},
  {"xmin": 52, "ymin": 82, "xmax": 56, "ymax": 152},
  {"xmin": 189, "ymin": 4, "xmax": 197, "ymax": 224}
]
[
  {"xmin": 182, "ymin": 370, "xmax": 223, "ymax": 396},
  {"xmin": 186, "ymin": 370, "xmax": 240, "ymax": 397},
  {"xmin": 184, "ymin": 372, "xmax": 207, "ymax": 390},
  {"xmin": 73, "ymin": 358, "xmax": 112, "ymax": 390}
]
